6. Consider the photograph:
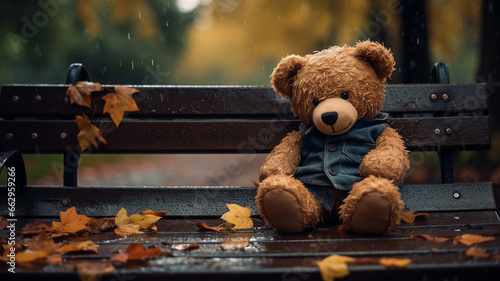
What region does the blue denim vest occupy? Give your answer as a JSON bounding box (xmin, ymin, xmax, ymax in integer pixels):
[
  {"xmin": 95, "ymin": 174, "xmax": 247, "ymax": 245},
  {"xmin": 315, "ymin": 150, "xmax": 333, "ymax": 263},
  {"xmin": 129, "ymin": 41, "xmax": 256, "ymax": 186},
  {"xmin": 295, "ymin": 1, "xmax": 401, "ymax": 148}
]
[{"xmin": 294, "ymin": 113, "xmax": 388, "ymax": 192}]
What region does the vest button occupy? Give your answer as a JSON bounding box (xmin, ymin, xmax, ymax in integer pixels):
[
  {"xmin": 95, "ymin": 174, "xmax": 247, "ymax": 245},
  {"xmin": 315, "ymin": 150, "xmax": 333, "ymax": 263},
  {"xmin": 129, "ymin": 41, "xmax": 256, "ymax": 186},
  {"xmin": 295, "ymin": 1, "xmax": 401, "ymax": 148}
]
[
  {"xmin": 327, "ymin": 144, "xmax": 337, "ymax": 152},
  {"xmin": 328, "ymin": 167, "xmax": 336, "ymax": 175}
]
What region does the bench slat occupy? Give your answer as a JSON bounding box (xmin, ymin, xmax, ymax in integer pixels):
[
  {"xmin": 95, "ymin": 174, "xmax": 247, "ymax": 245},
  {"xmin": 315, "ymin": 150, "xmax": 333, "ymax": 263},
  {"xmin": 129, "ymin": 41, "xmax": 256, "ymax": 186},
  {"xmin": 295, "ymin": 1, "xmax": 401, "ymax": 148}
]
[
  {"xmin": 0, "ymin": 115, "xmax": 490, "ymax": 153},
  {"xmin": 0, "ymin": 84, "xmax": 487, "ymax": 118}
]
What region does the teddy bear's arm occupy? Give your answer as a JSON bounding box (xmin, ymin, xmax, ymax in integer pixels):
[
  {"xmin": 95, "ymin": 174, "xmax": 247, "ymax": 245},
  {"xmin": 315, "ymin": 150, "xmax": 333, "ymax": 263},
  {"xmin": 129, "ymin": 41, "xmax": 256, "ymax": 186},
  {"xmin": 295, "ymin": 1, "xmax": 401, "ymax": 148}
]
[
  {"xmin": 258, "ymin": 130, "xmax": 303, "ymax": 182},
  {"xmin": 359, "ymin": 127, "xmax": 410, "ymax": 184}
]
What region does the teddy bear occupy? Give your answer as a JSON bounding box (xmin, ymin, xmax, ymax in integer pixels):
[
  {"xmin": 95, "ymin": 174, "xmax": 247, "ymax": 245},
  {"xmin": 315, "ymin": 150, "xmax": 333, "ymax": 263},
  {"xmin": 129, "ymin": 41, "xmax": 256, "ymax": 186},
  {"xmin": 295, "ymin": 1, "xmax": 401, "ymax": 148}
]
[{"xmin": 256, "ymin": 41, "xmax": 410, "ymax": 235}]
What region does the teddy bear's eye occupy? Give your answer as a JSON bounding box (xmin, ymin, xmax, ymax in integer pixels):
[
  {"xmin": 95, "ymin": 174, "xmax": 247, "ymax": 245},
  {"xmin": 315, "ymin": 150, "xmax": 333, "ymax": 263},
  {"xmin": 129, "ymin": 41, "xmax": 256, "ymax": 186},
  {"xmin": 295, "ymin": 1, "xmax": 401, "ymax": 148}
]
[
  {"xmin": 312, "ymin": 98, "xmax": 320, "ymax": 106},
  {"xmin": 341, "ymin": 92, "xmax": 349, "ymax": 100}
]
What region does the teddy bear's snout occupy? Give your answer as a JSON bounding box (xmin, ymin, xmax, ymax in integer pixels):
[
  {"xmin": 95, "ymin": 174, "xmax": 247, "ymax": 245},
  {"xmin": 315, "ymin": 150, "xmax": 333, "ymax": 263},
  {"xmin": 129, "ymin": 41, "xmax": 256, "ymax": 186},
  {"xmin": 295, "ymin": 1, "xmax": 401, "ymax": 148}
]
[{"xmin": 321, "ymin": 112, "xmax": 339, "ymax": 125}]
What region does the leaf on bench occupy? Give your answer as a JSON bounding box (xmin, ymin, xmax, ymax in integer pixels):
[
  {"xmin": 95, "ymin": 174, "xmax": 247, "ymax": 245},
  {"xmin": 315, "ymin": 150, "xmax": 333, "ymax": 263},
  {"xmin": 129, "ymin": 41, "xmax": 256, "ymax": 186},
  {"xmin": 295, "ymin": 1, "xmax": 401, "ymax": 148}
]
[
  {"xmin": 66, "ymin": 81, "xmax": 103, "ymax": 108},
  {"xmin": 217, "ymin": 238, "xmax": 250, "ymax": 250},
  {"xmin": 102, "ymin": 85, "xmax": 140, "ymax": 128},
  {"xmin": 220, "ymin": 204, "xmax": 253, "ymax": 230},
  {"xmin": 49, "ymin": 206, "xmax": 95, "ymax": 238},
  {"xmin": 114, "ymin": 207, "xmax": 162, "ymax": 237},
  {"xmin": 76, "ymin": 114, "xmax": 107, "ymax": 151},
  {"xmin": 453, "ymin": 234, "xmax": 495, "ymax": 246}
]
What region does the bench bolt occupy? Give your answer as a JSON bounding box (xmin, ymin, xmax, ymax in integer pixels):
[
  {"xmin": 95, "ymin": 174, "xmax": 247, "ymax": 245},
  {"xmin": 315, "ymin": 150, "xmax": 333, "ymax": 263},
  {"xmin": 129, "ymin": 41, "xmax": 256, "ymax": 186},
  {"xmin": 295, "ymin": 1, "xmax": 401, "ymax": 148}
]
[
  {"xmin": 434, "ymin": 128, "xmax": 441, "ymax": 135},
  {"xmin": 12, "ymin": 95, "xmax": 19, "ymax": 102},
  {"xmin": 35, "ymin": 95, "xmax": 42, "ymax": 102},
  {"xmin": 442, "ymin": 93, "xmax": 449, "ymax": 101},
  {"xmin": 60, "ymin": 132, "xmax": 67, "ymax": 139},
  {"xmin": 445, "ymin": 128, "xmax": 453, "ymax": 135},
  {"xmin": 31, "ymin": 133, "xmax": 38, "ymax": 139},
  {"xmin": 6, "ymin": 133, "xmax": 13, "ymax": 139},
  {"xmin": 430, "ymin": 93, "xmax": 438, "ymax": 100},
  {"xmin": 453, "ymin": 192, "xmax": 461, "ymax": 199}
]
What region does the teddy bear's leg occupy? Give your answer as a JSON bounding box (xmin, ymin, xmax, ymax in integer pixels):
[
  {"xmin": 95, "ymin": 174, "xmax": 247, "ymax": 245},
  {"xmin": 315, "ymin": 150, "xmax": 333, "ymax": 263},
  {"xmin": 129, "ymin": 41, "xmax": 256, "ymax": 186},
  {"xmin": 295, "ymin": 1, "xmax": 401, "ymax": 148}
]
[
  {"xmin": 256, "ymin": 174, "xmax": 323, "ymax": 233},
  {"xmin": 339, "ymin": 175, "xmax": 403, "ymax": 235}
]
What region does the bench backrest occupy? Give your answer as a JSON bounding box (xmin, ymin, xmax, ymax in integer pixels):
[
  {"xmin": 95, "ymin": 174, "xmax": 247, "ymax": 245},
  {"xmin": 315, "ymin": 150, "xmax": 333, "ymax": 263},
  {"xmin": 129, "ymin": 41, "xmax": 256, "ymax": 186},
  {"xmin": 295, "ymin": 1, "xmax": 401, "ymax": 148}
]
[{"xmin": 0, "ymin": 64, "xmax": 490, "ymax": 186}]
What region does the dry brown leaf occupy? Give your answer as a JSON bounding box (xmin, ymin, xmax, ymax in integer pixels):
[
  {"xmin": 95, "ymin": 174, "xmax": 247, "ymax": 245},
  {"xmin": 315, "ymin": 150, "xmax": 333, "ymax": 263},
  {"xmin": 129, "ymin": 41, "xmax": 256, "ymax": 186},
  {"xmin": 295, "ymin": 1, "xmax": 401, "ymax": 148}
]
[
  {"xmin": 87, "ymin": 217, "xmax": 115, "ymax": 234},
  {"xmin": 76, "ymin": 114, "xmax": 107, "ymax": 151},
  {"xmin": 410, "ymin": 234, "xmax": 450, "ymax": 243},
  {"xmin": 18, "ymin": 220, "xmax": 51, "ymax": 235},
  {"xmin": 316, "ymin": 255, "xmax": 355, "ymax": 281},
  {"xmin": 217, "ymin": 238, "xmax": 250, "ymax": 250},
  {"xmin": 192, "ymin": 222, "xmax": 228, "ymax": 232},
  {"xmin": 465, "ymin": 246, "xmax": 491, "ymax": 259},
  {"xmin": 140, "ymin": 210, "xmax": 167, "ymax": 217},
  {"xmin": 220, "ymin": 204, "xmax": 253, "ymax": 230},
  {"xmin": 102, "ymin": 86, "xmax": 140, "ymax": 128},
  {"xmin": 400, "ymin": 210, "xmax": 429, "ymax": 224},
  {"xmin": 379, "ymin": 257, "xmax": 412, "ymax": 268},
  {"xmin": 16, "ymin": 232, "xmax": 57, "ymax": 264},
  {"xmin": 66, "ymin": 82, "xmax": 103, "ymax": 108},
  {"xmin": 114, "ymin": 208, "xmax": 162, "ymax": 237},
  {"xmin": 171, "ymin": 243, "xmax": 200, "ymax": 251},
  {"xmin": 125, "ymin": 244, "xmax": 163, "ymax": 260},
  {"xmin": 50, "ymin": 206, "xmax": 94, "ymax": 237},
  {"xmin": 453, "ymin": 234, "xmax": 495, "ymax": 246},
  {"xmin": 54, "ymin": 241, "xmax": 99, "ymax": 254},
  {"xmin": 109, "ymin": 253, "xmax": 129, "ymax": 265},
  {"xmin": 76, "ymin": 262, "xmax": 115, "ymax": 281}
]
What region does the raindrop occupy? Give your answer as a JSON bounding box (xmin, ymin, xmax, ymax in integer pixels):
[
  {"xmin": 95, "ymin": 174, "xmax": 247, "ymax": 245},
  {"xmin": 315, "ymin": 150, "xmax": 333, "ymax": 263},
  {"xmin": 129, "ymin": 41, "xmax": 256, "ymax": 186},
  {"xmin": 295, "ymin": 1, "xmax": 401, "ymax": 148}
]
[
  {"xmin": 131, "ymin": 60, "xmax": 135, "ymax": 70},
  {"xmin": 151, "ymin": 59, "xmax": 155, "ymax": 66},
  {"xmin": 416, "ymin": 38, "xmax": 419, "ymax": 45},
  {"xmin": 128, "ymin": 33, "xmax": 131, "ymax": 40},
  {"xmin": 244, "ymin": 19, "xmax": 247, "ymax": 26},
  {"xmin": 119, "ymin": 59, "xmax": 122, "ymax": 67},
  {"xmin": 166, "ymin": 21, "xmax": 169, "ymax": 27},
  {"xmin": 138, "ymin": 11, "xmax": 142, "ymax": 19}
]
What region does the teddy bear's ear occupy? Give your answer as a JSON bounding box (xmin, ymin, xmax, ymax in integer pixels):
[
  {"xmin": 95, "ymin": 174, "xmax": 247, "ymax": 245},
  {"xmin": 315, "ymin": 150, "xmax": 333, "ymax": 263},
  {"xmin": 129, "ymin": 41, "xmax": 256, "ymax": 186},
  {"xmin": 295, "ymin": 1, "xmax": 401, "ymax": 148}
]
[
  {"xmin": 355, "ymin": 40, "xmax": 395, "ymax": 82},
  {"xmin": 271, "ymin": 55, "xmax": 306, "ymax": 98}
]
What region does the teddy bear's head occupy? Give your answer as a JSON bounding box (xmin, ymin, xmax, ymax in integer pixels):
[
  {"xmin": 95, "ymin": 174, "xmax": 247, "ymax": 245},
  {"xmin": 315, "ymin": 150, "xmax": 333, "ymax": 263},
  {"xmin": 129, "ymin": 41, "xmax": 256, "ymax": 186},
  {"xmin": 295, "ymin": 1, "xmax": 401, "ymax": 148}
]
[{"xmin": 271, "ymin": 41, "xmax": 395, "ymax": 136}]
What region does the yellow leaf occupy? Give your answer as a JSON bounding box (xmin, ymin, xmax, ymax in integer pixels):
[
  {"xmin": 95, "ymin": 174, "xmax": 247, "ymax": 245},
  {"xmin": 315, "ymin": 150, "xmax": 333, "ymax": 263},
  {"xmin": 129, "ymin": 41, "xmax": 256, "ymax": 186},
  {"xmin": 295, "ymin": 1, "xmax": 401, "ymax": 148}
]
[
  {"xmin": 114, "ymin": 208, "xmax": 162, "ymax": 237},
  {"xmin": 453, "ymin": 234, "xmax": 495, "ymax": 246},
  {"xmin": 220, "ymin": 204, "xmax": 253, "ymax": 230},
  {"xmin": 379, "ymin": 257, "xmax": 412, "ymax": 268},
  {"xmin": 316, "ymin": 255, "xmax": 355, "ymax": 281},
  {"xmin": 76, "ymin": 114, "xmax": 107, "ymax": 151}
]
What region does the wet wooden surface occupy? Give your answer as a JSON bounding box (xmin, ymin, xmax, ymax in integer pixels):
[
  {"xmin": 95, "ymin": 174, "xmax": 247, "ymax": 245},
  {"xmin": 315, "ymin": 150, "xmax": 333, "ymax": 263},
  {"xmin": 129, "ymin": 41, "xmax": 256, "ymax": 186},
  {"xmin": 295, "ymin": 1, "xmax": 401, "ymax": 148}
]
[{"xmin": 2, "ymin": 210, "xmax": 499, "ymax": 281}]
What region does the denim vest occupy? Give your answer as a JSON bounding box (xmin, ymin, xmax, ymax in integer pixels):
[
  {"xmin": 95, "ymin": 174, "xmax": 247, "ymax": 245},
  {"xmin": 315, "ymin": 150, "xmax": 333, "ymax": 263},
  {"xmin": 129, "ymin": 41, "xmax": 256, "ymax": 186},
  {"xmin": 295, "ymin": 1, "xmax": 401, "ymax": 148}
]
[{"xmin": 294, "ymin": 113, "xmax": 388, "ymax": 191}]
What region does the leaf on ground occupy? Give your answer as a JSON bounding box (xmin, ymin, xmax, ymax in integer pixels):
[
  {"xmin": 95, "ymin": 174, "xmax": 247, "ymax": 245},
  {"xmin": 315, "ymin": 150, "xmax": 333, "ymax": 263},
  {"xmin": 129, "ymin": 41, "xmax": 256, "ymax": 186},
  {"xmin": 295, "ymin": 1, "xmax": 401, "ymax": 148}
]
[
  {"xmin": 400, "ymin": 210, "xmax": 429, "ymax": 224},
  {"xmin": 18, "ymin": 220, "xmax": 51, "ymax": 235},
  {"xmin": 0, "ymin": 216, "xmax": 7, "ymax": 229},
  {"xmin": 50, "ymin": 206, "xmax": 95, "ymax": 237},
  {"xmin": 76, "ymin": 114, "xmax": 107, "ymax": 151},
  {"xmin": 125, "ymin": 244, "xmax": 163, "ymax": 260},
  {"xmin": 87, "ymin": 217, "xmax": 115, "ymax": 234},
  {"xmin": 379, "ymin": 257, "xmax": 412, "ymax": 268},
  {"xmin": 16, "ymin": 232, "xmax": 58, "ymax": 264},
  {"xmin": 102, "ymin": 86, "xmax": 140, "ymax": 128},
  {"xmin": 66, "ymin": 81, "xmax": 103, "ymax": 108},
  {"xmin": 410, "ymin": 234, "xmax": 450, "ymax": 243},
  {"xmin": 453, "ymin": 234, "xmax": 495, "ymax": 246},
  {"xmin": 465, "ymin": 246, "xmax": 491, "ymax": 259},
  {"xmin": 76, "ymin": 262, "xmax": 115, "ymax": 281},
  {"xmin": 114, "ymin": 208, "xmax": 162, "ymax": 237},
  {"xmin": 316, "ymin": 255, "xmax": 355, "ymax": 281},
  {"xmin": 140, "ymin": 210, "xmax": 167, "ymax": 217},
  {"xmin": 220, "ymin": 204, "xmax": 253, "ymax": 230},
  {"xmin": 171, "ymin": 243, "xmax": 200, "ymax": 251},
  {"xmin": 54, "ymin": 241, "xmax": 99, "ymax": 254},
  {"xmin": 191, "ymin": 222, "xmax": 229, "ymax": 232},
  {"xmin": 217, "ymin": 238, "xmax": 250, "ymax": 250}
]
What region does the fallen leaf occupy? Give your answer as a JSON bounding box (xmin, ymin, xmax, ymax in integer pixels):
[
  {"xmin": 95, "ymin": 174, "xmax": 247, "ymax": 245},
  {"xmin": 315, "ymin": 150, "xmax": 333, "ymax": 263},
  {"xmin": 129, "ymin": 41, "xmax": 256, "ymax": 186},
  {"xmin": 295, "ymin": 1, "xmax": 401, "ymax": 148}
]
[
  {"xmin": 465, "ymin": 247, "xmax": 491, "ymax": 259},
  {"xmin": 16, "ymin": 232, "xmax": 58, "ymax": 264},
  {"xmin": 109, "ymin": 253, "xmax": 129, "ymax": 266},
  {"xmin": 0, "ymin": 216, "xmax": 7, "ymax": 229},
  {"xmin": 50, "ymin": 206, "xmax": 94, "ymax": 237},
  {"xmin": 192, "ymin": 222, "xmax": 228, "ymax": 232},
  {"xmin": 171, "ymin": 243, "xmax": 200, "ymax": 251},
  {"xmin": 54, "ymin": 241, "xmax": 99, "ymax": 254},
  {"xmin": 379, "ymin": 257, "xmax": 412, "ymax": 268},
  {"xmin": 102, "ymin": 86, "xmax": 140, "ymax": 128},
  {"xmin": 217, "ymin": 238, "xmax": 250, "ymax": 250},
  {"xmin": 220, "ymin": 204, "xmax": 253, "ymax": 230},
  {"xmin": 87, "ymin": 217, "xmax": 115, "ymax": 234},
  {"xmin": 453, "ymin": 234, "xmax": 495, "ymax": 246},
  {"xmin": 410, "ymin": 234, "xmax": 450, "ymax": 243},
  {"xmin": 125, "ymin": 244, "xmax": 163, "ymax": 260},
  {"xmin": 76, "ymin": 114, "xmax": 107, "ymax": 151},
  {"xmin": 316, "ymin": 255, "xmax": 355, "ymax": 281},
  {"xmin": 114, "ymin": 208, "xmax": 162, "ymax": 237},
  {"xmin": 66, "ymin": 82, "xmax": 103, "ymax": 108},
  {"xmin": 400, "ymin": 211, "xmax": 429, "ymax": 224},
  {"xmin": 140, "ymin": 210, "xmax": 167, "ymax": 217},
  {"xmin": 114, "ymin": 224, "xmax": 143, "ymax": 237},
  {"xmin": 76, "ymin": 262, "xmax": 115, "ymax": 281},
  {"xmin": 18, "ymin": 220, "xmax": 51, "ymax": 235}
]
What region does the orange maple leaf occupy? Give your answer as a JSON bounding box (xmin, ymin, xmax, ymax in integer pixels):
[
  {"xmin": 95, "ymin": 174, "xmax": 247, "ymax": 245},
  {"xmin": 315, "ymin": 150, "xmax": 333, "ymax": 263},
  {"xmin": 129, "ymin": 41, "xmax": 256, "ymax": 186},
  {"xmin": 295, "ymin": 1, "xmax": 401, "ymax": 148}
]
[
  {"xmin": 220, "ymin": 204, "xmax": 253, "ymax": 230},
  {"xmin": 50, "ymin": 206, "xmax": 94, "ymax": 237},
  {"xmin": 102, "ymin": 86, "xmax": 140, "ymax": 128},
  {"xmin": 125, "ymin": 244, "xmax": 163, "ymax": 260},
  {"xmin": 114, "ymin": 207, "xmax": 162, "ymax": 237},
  {"xmin": 76, "ymin": 114, "xmax": 107, "ymax": 151},
  {"xmin": 66, "ymin": 81, "xmax": 103, "ymax": 108}
]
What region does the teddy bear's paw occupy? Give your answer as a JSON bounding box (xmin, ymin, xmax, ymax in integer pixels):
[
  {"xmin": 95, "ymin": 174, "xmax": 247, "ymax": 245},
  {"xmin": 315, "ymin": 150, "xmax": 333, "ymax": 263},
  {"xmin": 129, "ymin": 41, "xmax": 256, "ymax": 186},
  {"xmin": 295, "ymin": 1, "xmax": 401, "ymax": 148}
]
[
  {"xmin": 256, "ymin": 175, "xmax": 322, "ymax": 233},
  {"xmin": 349, "ymin": 191, "xmax": 391, "ymax": 234},
  {"xmin": 339, "ymin": 175, "xmax": 403, "ymax": 235},
  {"xmin": 261, "ymin": 188, "xmax": 305, "ymax": 233}
]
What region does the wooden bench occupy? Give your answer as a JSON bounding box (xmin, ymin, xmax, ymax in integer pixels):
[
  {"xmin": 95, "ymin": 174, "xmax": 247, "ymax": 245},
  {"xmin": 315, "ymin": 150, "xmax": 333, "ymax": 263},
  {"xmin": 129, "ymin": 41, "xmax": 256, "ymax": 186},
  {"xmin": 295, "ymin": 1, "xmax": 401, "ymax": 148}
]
[{"xmin": 0, "ymin": 63, "xmax": 499, "ymax": 280}]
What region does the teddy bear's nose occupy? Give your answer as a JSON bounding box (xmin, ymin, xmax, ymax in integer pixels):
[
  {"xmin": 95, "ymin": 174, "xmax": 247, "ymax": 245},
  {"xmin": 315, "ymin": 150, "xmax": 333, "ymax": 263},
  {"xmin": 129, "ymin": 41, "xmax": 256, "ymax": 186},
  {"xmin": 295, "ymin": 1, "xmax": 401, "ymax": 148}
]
[{"xmin": 321, "ymin": 112, "xmax": 338, "ymax": 125}]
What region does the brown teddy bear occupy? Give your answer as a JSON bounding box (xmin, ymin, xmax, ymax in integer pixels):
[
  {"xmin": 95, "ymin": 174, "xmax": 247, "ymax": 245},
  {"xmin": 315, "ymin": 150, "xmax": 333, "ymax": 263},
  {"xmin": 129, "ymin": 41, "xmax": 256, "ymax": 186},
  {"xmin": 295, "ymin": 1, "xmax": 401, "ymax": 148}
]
[{"xmin": 256, "ymin": 41, "xmax": 410, "ymax": 235}]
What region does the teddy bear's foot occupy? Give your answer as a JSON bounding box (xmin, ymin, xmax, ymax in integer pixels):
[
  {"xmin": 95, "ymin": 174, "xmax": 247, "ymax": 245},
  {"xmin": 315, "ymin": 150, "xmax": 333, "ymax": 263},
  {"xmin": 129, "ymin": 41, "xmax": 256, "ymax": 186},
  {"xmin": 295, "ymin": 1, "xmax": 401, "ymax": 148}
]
[
  {"xmin": 256, "ymin": 175, "xmax": 322, "ymax": 233},
  {"xmin": 339, "ymin": 175, "xmax": 403, "ymax": 235}
]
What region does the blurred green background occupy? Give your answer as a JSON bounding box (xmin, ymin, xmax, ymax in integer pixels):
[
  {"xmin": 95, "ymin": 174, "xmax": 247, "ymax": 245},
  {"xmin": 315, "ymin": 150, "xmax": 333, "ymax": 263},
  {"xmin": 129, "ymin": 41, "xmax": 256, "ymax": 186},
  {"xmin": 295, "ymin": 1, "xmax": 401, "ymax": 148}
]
[{"xmin": 0, "ymin": 0, "xmax": 499, "ymax": 186}]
